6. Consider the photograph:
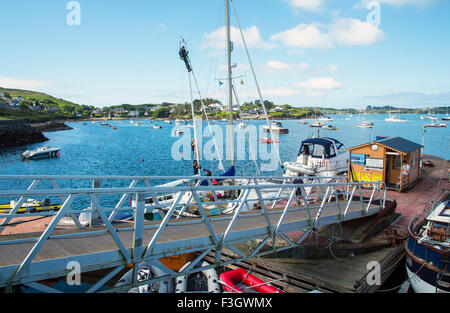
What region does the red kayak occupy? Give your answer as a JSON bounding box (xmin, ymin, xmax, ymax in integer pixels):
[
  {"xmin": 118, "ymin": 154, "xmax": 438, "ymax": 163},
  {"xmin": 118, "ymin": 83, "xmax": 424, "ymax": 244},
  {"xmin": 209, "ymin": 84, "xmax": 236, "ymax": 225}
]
[{"xmin": 220, "ymin": 268, "xmax": 284, "ymax": 293}]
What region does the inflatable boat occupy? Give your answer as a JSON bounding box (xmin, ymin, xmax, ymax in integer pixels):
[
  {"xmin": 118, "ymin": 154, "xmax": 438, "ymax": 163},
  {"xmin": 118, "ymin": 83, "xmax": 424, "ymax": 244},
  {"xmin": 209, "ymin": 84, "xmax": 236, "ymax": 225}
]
[{"xmin": 219, "ymin": 268, "xmax": 284, "ymax": 293}]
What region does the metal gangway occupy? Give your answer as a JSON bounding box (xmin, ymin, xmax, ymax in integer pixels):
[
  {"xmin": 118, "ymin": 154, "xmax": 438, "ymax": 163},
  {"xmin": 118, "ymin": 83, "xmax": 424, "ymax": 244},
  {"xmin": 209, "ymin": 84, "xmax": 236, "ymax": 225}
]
[{"xmin": 0, "ymin": 175, "xmax": 386, "ymax": 293}]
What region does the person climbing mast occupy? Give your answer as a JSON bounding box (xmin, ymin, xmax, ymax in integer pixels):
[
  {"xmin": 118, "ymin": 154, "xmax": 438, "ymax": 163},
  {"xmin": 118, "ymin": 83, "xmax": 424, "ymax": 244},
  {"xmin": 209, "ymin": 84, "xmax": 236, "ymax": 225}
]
[{"xmin": 179, "ymin": 46, "xmax": 192, "ymax": 72}]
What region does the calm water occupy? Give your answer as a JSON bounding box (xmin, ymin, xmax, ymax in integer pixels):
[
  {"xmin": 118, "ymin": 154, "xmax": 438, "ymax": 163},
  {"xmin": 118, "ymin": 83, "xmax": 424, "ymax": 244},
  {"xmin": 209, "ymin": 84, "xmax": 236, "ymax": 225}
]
[
  {"xmin": 2, "ymin": 114, "xmax": 447, "ymax": 293},
  {"xmin": 0, "ymin": 114, "xmax": 448, "ymax": 181}
]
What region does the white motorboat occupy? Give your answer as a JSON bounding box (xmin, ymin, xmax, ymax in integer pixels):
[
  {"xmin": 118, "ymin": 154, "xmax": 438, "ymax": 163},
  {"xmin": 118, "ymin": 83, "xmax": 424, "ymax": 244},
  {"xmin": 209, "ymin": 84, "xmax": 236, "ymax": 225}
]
[
  {"xmin": 309, "ymin": 121, "xmax": 324, "ymax": 128},
  {"xmin": 152, "ymin": 125, "xmax": 162, "ymax": 129},
  {"xmin": 263, "ymin": 121, "xmax": 289, "ymax": 134},
  {"xmin": 385, "ymin": 115, "xmax": 406, "ymax": 122},
  {"xmin": 319, "ymin": 116, "xmax": 334, "ymax": 122},
  {"xmin": 356, "ymin": 121, "xmax": 374, "ymax": 128},
  {"xmin": 283, "ymin": 137, "xmax": 348, "ymax": 179},
  {"xmin": 22, "ymin": 147, "xmax": 61, "ymax": 160}
]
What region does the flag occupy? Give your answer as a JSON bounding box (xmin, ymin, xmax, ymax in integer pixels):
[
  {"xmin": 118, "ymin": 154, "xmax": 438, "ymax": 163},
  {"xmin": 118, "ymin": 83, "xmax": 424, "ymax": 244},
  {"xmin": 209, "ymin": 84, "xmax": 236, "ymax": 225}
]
[
  {"xmin": 219, "ymin": 81, "xmax": 224, "ymax": 86},
  {"xmin": 241, "ymin": 80, "xmax": 244, "ymax": 86}
]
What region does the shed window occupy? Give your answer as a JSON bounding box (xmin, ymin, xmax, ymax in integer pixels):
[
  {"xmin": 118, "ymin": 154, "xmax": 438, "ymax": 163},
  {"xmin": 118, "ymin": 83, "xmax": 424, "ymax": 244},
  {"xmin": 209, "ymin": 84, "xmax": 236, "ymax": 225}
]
[{"xmin": 393, "ymin": 156, "xmax": 401, "ymax": 170}]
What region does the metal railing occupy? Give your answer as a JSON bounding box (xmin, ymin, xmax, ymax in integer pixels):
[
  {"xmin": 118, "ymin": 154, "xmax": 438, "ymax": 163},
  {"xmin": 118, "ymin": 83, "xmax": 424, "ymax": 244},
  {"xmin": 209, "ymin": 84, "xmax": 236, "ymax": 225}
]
[{"xmin": 0, "ymin": 175, "xmax": 385, "ymax": 292}]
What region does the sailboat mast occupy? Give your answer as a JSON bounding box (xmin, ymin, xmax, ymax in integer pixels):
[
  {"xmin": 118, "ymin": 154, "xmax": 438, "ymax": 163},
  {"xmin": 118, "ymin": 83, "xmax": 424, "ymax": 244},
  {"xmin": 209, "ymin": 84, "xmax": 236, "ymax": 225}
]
[{"xmin": 225, "ymin": 0, "xmax": 235, "ymax": 167}]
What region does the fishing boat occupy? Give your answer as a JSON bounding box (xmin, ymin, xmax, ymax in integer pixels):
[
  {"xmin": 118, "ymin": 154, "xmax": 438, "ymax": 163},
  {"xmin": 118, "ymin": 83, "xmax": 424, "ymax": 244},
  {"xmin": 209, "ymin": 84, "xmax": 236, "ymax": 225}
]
[
  {"xmin": 405, "ymin": 199, "xmax": 449, "ymax": 293},
  {"xmin": 263, "ymin": 121, "xmax": 288, "ymax": 134},
  {"xmin": 22, "ymin": 147, "xmax": 61, "ymax": 160},
  {"xmin": 219, "ymin": 268, "xmax": 284, "ymax": 293},
  {"xmin": 0, "ymin": 198, "xmax": 61, "ymax": 214},
  {"xmin": 284, "ymin": 137, "xmax": 348, "ymax": 178}
]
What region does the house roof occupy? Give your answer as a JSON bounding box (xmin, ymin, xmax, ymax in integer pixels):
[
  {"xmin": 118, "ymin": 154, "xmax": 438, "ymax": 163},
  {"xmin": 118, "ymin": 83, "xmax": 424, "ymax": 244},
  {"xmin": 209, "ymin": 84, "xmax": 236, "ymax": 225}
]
[{"xmin": 347, "ymin": 136, "xmax": 422, "ymax": 155}]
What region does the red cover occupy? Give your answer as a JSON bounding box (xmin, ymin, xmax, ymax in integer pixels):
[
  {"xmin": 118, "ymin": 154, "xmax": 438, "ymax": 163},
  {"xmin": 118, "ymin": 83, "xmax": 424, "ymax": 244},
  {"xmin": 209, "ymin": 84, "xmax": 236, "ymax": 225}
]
[{"xmin": 220, "ymin": 268, "xmax": 284, "ymax": 293}]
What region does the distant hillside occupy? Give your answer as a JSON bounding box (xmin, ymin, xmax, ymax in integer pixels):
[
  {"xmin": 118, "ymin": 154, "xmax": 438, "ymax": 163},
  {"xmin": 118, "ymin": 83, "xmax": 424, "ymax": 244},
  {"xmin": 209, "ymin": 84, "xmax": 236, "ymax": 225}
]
[{"xmin": 0, "ymin": 87, "xmax": 93, "ymax": 122}]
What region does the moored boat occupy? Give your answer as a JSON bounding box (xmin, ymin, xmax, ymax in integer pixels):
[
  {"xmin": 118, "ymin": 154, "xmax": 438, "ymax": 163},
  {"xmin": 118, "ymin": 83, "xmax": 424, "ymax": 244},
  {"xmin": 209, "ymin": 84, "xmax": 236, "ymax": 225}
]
[
  {"xmin": 22, "ymin": 147, "xmax": 61, "ymax": 160},
  {"xmin": 284, "ymin": 137, "xmax": 348, "ymax": 178},
  {"xmin": 219, "ymin": 268, "xmax": 284, "ymax": 293},
  {"xmin": 263, "ymin": 121, "xmax": 288, "ymax": 134},
  {"xmin": 405, "ymin": 199, "xmax": 450, "ymax": 293},
  {"xmin": 0, "ymin": 198, "xmax": 61, "ymax": 214}
]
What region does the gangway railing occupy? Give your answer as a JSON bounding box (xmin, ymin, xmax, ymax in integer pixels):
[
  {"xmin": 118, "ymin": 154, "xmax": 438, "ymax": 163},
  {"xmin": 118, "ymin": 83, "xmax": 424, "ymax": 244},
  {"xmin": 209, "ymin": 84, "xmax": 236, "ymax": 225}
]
[{"xmin": 0, "ymin": 175, "xmax": 385, "ymax": 293}]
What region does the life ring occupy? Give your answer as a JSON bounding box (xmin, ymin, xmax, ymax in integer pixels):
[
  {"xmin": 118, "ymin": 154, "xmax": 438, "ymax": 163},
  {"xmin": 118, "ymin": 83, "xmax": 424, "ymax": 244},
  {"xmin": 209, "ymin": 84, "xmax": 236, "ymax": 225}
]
[
  {"xmin": 114, "ymin": 262, "xmax": 173, "ymax": 293},
  {"xmin": 175, "ymin": 261, "xmax": 220, "ymax": 293}
]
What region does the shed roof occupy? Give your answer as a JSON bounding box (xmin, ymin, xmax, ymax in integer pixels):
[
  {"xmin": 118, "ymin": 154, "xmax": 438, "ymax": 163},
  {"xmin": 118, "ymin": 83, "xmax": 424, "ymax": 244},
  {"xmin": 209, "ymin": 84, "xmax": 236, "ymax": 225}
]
[
  {"xmin": 376, "ymin": 137, "xmax": 423, "ymax": 154},
  {"xmin": 347, "ymin": 136, "xmax": 422, "ymax": 155}
]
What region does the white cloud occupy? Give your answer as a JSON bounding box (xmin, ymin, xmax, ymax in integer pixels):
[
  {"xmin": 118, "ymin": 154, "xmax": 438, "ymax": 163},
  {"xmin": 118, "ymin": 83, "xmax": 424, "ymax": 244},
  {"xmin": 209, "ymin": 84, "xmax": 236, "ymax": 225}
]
[
  {"xmin": 270, "ymin": 23, "xmax": 333, "ymax": 49},
  {"xmin": 0, "ymin": 76, "xmax": 49, "ymax": 90},
  {"xmin": 286, "ymin": 0, "xmax": 325, "ymax": 12},
  {"xmin": 357, "ymin": 0, "xmax": 435, "ymax": 8},
  {"xmin": 266, "ymin": 60, "xmax": 291, "ymax": 70},
  {"xmin": 202, "ymin": 25, "xmax": 276, "ymax": 51},
  {"xmin": 330, "ymin": 18, "xmax": 385, "ymax": 46},
  {"xmin": 326, "ymin": 64, "xmax": 338, "ymax": 73},
  {"xmin": 270, "ymin": 18, "xmax": 385, "ymax": 49},
  {"xmin": 297, "ymin": 77, "xmax": 343, "ymax": 90},
  {"xmin": 263, "ymin": 86, "xmax": 301, "ymax": 97},
  {"xmin": 299, "ymin": 62, "xmax": 310, "ymax": 71}
]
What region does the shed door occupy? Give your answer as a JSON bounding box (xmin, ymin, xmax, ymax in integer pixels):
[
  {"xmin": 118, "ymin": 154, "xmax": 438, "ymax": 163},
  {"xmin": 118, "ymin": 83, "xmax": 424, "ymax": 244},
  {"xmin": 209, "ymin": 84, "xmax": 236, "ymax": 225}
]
[{"xmin": 387, "ymin": 154, "xmax": 402, "ymax": 184}]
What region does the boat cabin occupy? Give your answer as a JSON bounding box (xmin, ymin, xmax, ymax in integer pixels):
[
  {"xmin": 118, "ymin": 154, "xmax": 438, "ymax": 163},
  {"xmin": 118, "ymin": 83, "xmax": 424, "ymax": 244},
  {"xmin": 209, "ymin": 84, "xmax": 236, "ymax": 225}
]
[{"xmin": 347, "ymin": 136, "xmax": 422, "ymax": 191}]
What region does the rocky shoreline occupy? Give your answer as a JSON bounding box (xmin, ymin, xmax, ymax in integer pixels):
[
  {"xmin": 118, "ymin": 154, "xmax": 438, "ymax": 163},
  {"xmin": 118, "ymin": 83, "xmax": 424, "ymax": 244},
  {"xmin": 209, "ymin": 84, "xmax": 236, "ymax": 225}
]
[{"xmin": 0, "ymin": 120, "xmax": 72, "ymax": 149}]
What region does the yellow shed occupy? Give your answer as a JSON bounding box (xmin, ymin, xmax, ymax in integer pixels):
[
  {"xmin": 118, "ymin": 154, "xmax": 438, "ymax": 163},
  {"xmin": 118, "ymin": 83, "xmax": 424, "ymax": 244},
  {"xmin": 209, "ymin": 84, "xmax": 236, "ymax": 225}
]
[{"xmin": 347, "ymin": 136, "xmax": 422, "ymax": 191}]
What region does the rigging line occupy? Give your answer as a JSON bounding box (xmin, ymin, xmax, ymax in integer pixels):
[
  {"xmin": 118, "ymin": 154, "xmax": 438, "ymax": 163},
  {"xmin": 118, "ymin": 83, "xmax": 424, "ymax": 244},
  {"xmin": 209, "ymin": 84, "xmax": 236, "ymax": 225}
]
[
  {"xmin": 232, "ymin": 84, "xmax": 260, "ymax": 176},
  {"xmin": 230, "ymin": 0, "xmax": 283, "ymax": 170},
  {"xmin": 188, "ymin": 72, "xmax": 201, "ymax": 162},
  {"xmin": 190, "ymin": 69, "xmax": 226, "ymax": 171}
]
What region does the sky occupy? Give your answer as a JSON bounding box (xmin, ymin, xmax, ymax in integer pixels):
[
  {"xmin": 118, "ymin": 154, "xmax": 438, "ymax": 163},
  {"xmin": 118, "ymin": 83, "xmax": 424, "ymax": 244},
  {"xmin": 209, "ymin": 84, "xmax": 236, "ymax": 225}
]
[{"xmin": 0, "ymin": 0, "xmax": 449, "ymax": 109}]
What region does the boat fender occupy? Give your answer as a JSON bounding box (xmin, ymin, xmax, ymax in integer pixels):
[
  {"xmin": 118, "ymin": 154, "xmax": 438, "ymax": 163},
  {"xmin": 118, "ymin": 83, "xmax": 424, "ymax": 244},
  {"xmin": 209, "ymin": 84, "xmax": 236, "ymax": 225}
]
[
  {"xmin": 114, "ymin": 262, "xmax": 173, "ymax": 293},
  {"xmin": 175, "ymin": 261, "xmax": 220, "ymax": 293}
]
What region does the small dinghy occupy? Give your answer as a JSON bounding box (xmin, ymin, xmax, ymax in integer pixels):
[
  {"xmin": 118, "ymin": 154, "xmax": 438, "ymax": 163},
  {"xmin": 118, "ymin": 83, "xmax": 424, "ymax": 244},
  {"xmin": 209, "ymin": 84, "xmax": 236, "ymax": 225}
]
[
  {"xmin": 175, "ymin": 261, "xmax": 220, "ymax": 293},
  {"xmin": 219, "ymin": 268, "xmax": 284, "ymax": 293},
  {"xmin": 114, "ymin": 262, "xmax": 173, "ymax": 293}
]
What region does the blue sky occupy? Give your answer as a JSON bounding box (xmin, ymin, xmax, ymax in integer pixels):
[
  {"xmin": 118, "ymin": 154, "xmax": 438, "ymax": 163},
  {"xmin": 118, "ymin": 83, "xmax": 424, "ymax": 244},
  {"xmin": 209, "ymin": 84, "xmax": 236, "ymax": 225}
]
[{"xmin": 0, "ymin": 0, "xmax": 449, "ymax": 109}]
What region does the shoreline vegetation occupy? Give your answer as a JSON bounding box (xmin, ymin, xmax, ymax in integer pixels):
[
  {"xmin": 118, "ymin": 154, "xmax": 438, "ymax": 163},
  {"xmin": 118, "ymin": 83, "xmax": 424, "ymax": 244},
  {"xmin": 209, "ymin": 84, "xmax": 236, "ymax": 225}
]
[{"xmin": 1, "ymin": 87, "xmax": 449, "ymax": 124}]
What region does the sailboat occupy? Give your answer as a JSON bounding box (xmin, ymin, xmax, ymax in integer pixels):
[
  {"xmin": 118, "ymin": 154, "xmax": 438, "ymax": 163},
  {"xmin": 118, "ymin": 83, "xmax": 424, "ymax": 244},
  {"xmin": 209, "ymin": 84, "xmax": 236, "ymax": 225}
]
[
  {"xmin": 442, "ymin": 107, "xmax": 450, "ymax": 121},
  {"xmin": 356, "ymin": 109, "xmax": 374, "ymax": 128},
  {"xmin": 385, "ymin": 108, "xmax": 406, "ymax": 122}
]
